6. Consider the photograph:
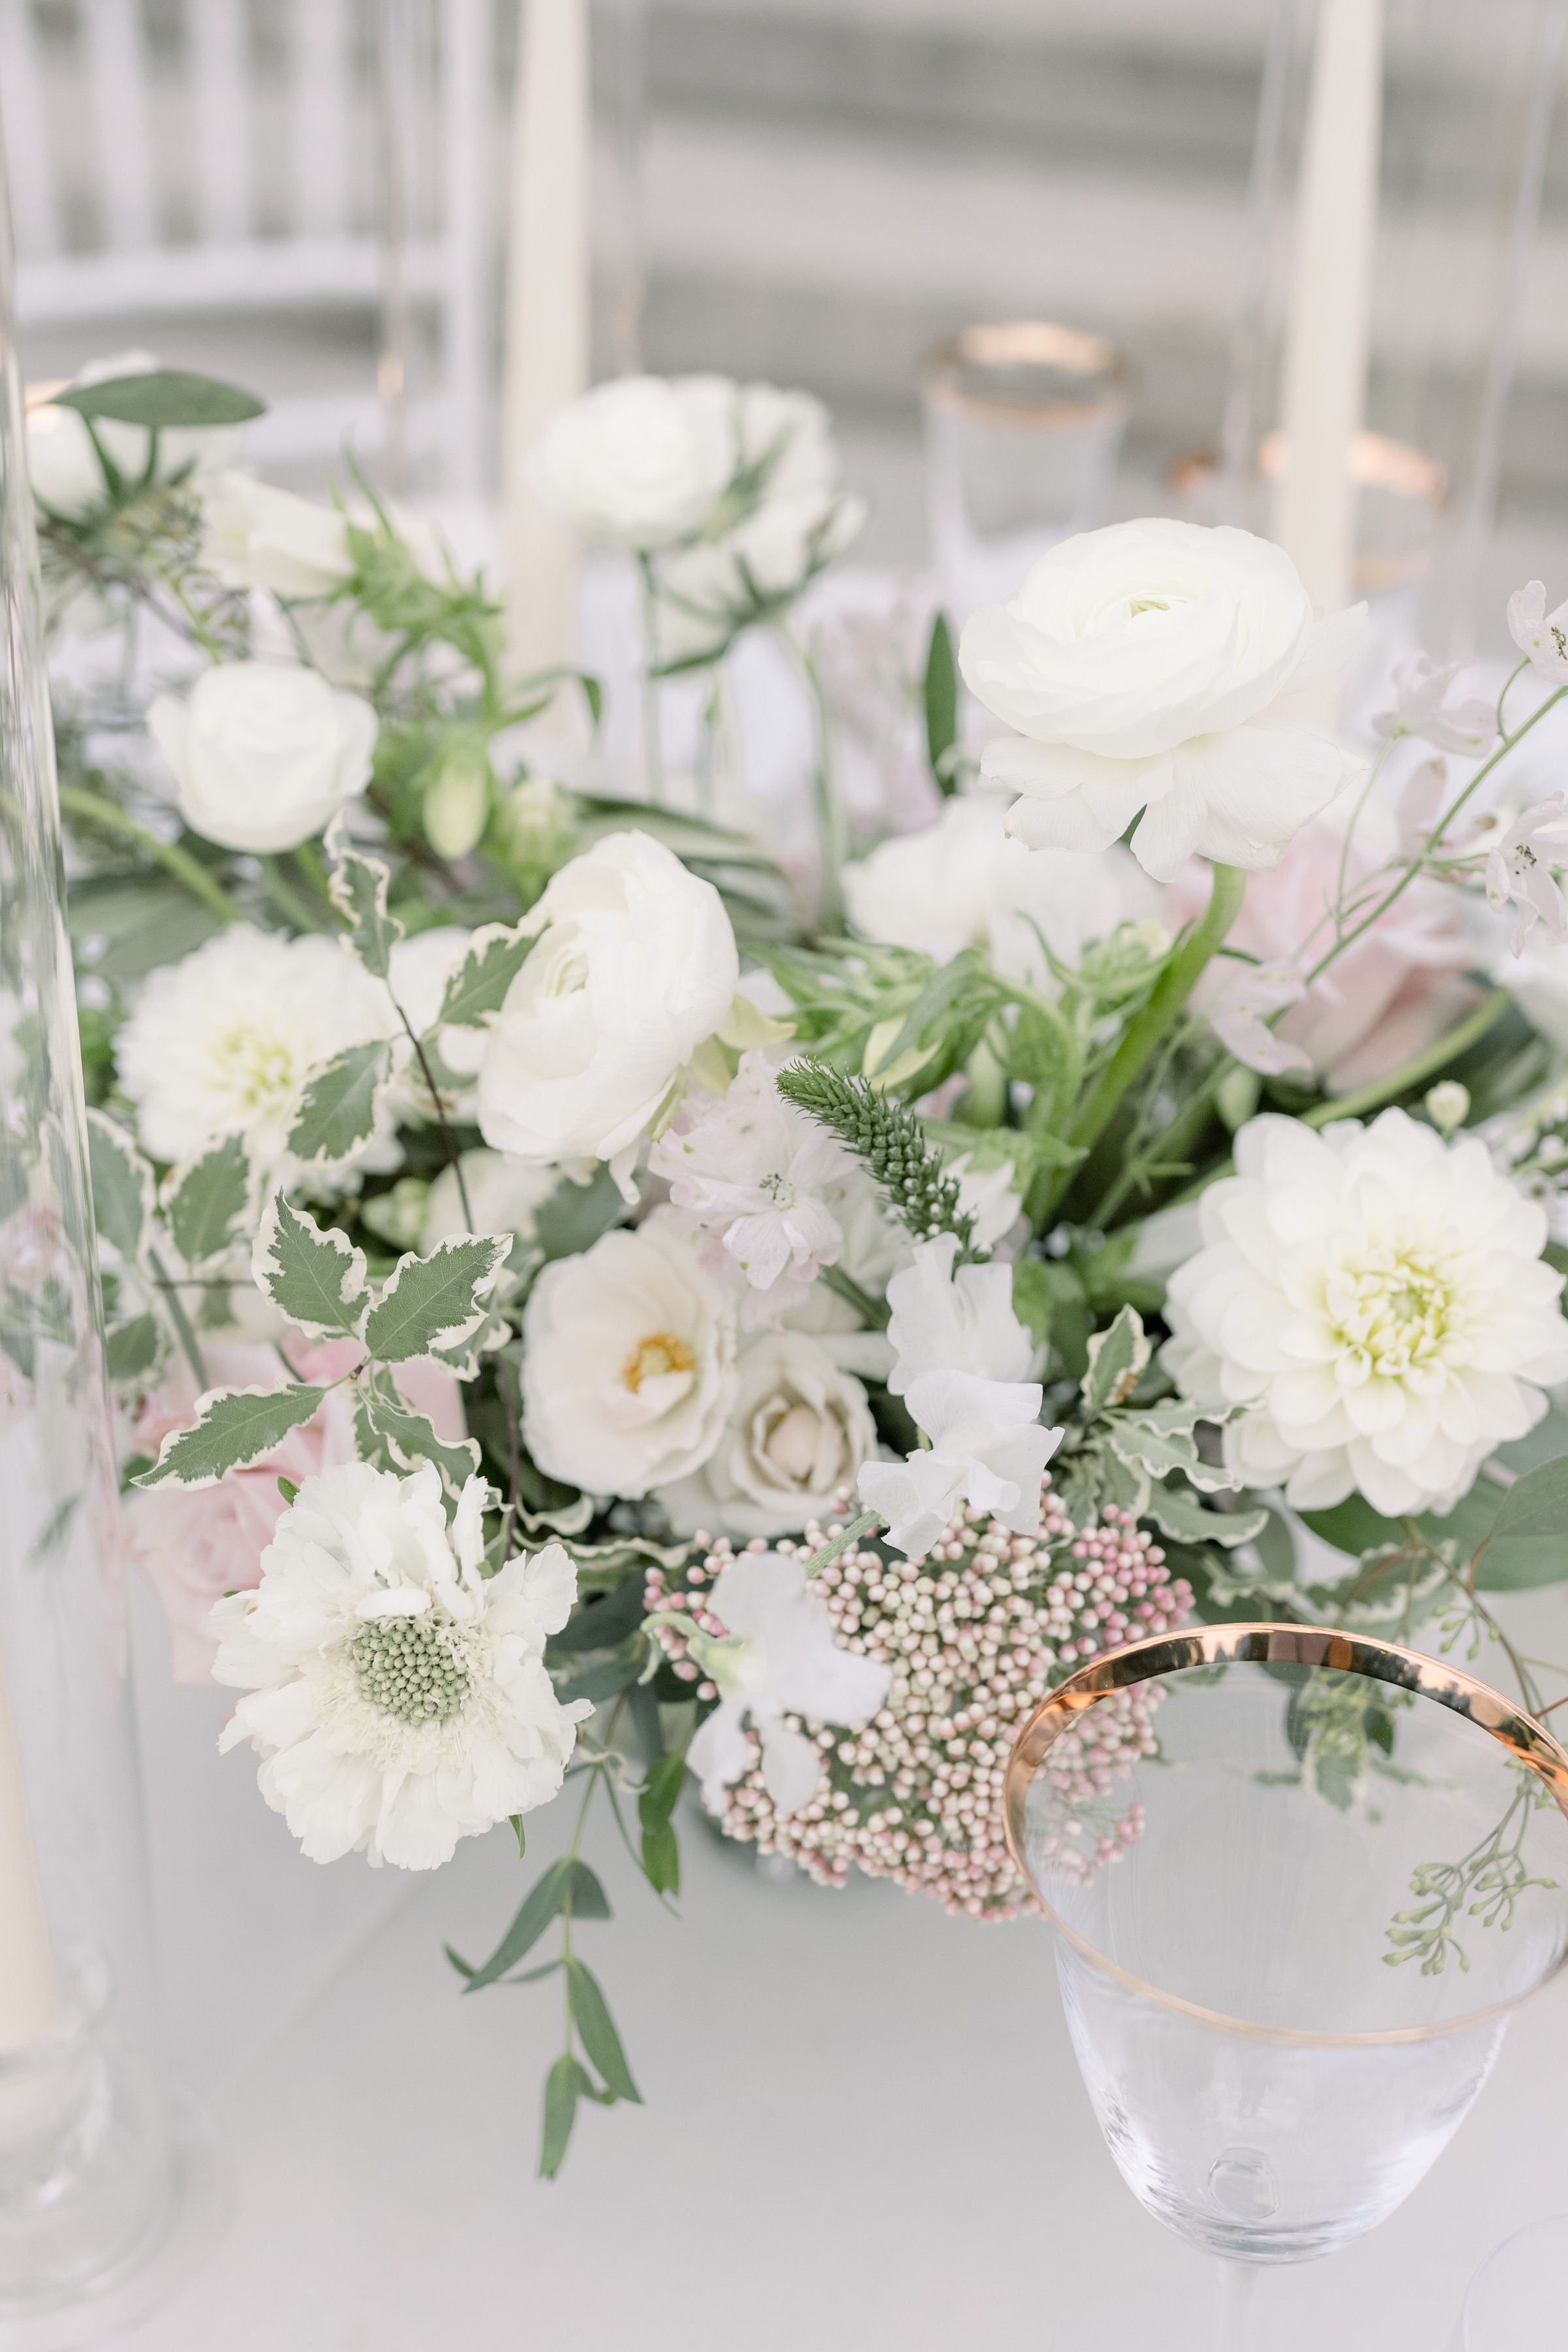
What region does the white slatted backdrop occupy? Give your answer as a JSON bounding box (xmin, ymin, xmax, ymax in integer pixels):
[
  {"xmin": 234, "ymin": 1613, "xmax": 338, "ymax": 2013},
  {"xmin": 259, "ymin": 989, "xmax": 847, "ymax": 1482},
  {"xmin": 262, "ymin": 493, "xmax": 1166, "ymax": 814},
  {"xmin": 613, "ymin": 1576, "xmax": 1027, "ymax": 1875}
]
[{"xmin": 0, "ymin": 0, "xmax": 490, "ymax": 487}]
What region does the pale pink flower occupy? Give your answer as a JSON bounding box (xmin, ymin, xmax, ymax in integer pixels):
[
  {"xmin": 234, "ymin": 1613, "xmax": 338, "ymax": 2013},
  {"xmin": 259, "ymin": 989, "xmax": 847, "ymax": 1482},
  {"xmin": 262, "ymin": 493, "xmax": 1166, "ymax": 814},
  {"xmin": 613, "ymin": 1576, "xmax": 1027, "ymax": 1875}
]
[
  {"xmin": 1486, "ymin": 794, "xmax": 1568, "ymax": 954},
  {"xmin": 1508, "ymin": 581, "xmax": 1568, "ymax": 683},
  {"xmin": 1173, "ymin": 822, "xmax": 1477, "ymax": 1095},
  {"xmin": 125, "ymin": 1334, "xmax": 466, "ymax": 1684},
  {"xmin": 1374, "ymin": 652, "xmax": 1494, "ymax": 755},
  {"xmin": 1205, "ymin": 958, "xmax": 1311, "ymax": 1077},
  {"xmin": 649, "ymin": 1051, "xmax": 845, "ymax": 1311}
]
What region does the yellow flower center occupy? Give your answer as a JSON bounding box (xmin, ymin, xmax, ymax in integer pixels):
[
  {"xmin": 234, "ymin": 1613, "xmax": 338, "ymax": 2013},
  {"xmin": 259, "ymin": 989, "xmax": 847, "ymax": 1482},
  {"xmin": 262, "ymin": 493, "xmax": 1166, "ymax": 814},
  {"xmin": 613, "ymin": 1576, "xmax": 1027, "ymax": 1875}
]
[
  {"xmin": 621, "ymin": 1331, "xmax": 695, "ymax": 1392},
  {"xmin": 219, "ymin": 1024, "xmax": 297, "ymax": 1110},
  {"xmin": 1325, "ymin": 1245, "xmax": 1463, "ymax": 1381}
]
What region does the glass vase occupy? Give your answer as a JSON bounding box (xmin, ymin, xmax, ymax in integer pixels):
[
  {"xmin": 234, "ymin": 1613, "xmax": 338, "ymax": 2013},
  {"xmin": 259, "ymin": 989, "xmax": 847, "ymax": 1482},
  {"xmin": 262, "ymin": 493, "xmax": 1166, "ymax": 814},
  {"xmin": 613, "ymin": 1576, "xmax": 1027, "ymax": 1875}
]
[{"xmin": 0, "ymin": 118, "xmax": 184, "ymax": 2329}]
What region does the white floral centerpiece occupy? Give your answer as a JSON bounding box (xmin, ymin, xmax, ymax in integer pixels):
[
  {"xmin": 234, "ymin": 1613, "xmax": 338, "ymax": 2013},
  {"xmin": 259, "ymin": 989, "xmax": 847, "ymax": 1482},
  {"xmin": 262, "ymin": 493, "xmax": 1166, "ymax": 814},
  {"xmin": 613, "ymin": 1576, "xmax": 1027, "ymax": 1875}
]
[{"xmin": 29, "ymin": 358, "xmax": 1568, "ymax": 2176}]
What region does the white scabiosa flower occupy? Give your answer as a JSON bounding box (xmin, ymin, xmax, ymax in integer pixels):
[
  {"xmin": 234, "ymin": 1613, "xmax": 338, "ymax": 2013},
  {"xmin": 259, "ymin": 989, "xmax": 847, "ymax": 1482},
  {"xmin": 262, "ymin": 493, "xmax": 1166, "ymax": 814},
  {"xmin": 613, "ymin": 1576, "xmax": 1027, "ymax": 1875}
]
[
  {"xmin": 958, "ymin": 518, "xmax": 1366, "ymax": 883},
  {"xmin": 657, "ymin": 1329, "xmax": 877, "ymax": 1539},
  {"xmin": 209, "ymin": 1464, "xmax": 591, "ymax": 1870},
  {"xmin": 520, "ymin": 1211, "xmax": 738, "ymax": 1497},
  {"xmin": 678, "ymin": 1550, "xmax": 891, "ymax": 1814},
  {"xmin": 114, "ymin": 924, "xmax": 396, "ymax": 1165},
  {"xmin": 1164, "ymin": 1109, "xmax": 1568, "ymax": 1517}
]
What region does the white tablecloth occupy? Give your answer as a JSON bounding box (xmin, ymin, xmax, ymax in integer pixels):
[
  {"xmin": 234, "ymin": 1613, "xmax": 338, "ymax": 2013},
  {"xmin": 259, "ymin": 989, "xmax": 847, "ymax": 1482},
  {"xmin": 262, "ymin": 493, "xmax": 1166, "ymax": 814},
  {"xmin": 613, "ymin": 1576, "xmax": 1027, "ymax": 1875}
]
[{"xmin": 78, "ymin": 1580, "xmax": 1568, "ymax": 2352}]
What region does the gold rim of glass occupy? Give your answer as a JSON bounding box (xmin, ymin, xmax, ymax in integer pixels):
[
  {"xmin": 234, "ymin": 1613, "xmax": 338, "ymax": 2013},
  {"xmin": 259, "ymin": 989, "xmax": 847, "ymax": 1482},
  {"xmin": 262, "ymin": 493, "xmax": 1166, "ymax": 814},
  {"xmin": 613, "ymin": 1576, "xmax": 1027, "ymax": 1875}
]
[
  {"xmin": 1004, "ymin": 1622, "xmax": 1568, "ymax": 2048},
  {"xmin": 921, "ymin": 320, "xmax": 1132, "ymax": 431}
]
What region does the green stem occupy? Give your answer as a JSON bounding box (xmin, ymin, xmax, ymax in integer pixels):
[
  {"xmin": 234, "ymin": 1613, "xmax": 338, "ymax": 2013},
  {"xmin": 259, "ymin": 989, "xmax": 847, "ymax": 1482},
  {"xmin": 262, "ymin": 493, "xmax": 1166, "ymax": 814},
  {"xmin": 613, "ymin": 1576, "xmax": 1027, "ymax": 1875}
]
[
  {"xmin": 781, "ymin": 625, "xmax": 845, "ymax": 936},
  {"xmin": 1306, "ymin": 687, "xmax": 1567, "ymax": 986},
  {"xmin": 1299, "ymin": 988, "xmax": 1512, "ymax": 1128},
  {"xmin": 148, "ymin": 1245, "xmax": 208, "ymax": 1390},
  {"xmin": 57, "ymin": 786, "xmax": 242, "ymax": 925},
  {"xmin": 261, "ymin": 855, "xmax": 331, "ymax": 934},
  {"xmin": 636, "ymin": 555, "xmax": 666, "ymax": 807},
  {"xmin": 1091, "ymin": 1047, "xmax": 1224, "ymax": 1229},
  {"xmin": 1052, "ymin": 864, "xmax": 1246, "ymax": 1207},
  {"xmin": 798, "ymin": 1506, "xmax": 882, "ymax": 1575}
]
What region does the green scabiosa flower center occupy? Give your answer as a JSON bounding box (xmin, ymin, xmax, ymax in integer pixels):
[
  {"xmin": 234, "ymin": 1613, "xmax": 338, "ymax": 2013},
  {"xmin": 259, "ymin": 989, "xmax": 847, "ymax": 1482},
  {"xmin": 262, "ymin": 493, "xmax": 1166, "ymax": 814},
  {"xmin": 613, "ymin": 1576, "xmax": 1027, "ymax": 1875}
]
[{"xmin": 350, "ymin": 1612, "xmax": 470, "ymax": 1725}]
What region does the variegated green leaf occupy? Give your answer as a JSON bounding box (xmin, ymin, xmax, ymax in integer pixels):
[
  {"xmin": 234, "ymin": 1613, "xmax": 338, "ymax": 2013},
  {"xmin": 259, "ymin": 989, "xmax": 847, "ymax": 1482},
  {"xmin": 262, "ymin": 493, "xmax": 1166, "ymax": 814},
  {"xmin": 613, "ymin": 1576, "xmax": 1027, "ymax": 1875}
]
[
  {"xmin": 163, "ymin": 1131, "xmax": 253, "ymax": 1269},
  {"xmin": 324, "ymin": 812, "xmax": 404, "ymax": 979},
  {"xmin": 134, "ymin": 1381, "xmax": 329, "ymax": 1491},
  {"xmin": 86, "ymin": 1109, "xmax": 155, "ymax": 1266},
  {"xmin": 252, "ymin": 1192, "xmax": 369, "ymax": 1339},
  {"xmin": 361, "ymin": 1232, "xmax": 510, "ymax": 1373},
  {"xmin": 434, "ymin": 919, "xmax": 532, "ymax": 1029},
  {"xmin": 287, "ymin": 1037, "xmax": 394, "ymax": 1169}
]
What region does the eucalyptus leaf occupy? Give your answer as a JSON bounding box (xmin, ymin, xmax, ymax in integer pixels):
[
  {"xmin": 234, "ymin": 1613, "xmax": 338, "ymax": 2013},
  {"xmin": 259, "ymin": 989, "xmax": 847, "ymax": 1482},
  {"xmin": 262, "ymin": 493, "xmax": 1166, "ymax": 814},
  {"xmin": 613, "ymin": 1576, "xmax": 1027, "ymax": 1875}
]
[
  {"xmin": 566, "ymin": 1959, "xmax": 642, "ymax": 2102},
  {"xmin": 923, "ymin": 610, "xmax": 959, "ymax": 794},
  {"xmin": 54, "ymin": 368, "xmax": 267, "ymax": 428},
  {"xmin": 538, "ymin": 2052, "xmax": 591, "ymax": 2178}
]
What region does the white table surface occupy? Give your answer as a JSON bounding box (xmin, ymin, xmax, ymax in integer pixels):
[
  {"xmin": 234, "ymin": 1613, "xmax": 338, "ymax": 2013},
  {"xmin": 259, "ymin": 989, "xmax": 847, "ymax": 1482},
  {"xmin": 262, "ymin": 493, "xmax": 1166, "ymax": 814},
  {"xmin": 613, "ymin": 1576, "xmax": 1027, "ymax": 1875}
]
[{"xmin": 62, "ymin": 1580, "xmax": 1568, "ymax": 2352}]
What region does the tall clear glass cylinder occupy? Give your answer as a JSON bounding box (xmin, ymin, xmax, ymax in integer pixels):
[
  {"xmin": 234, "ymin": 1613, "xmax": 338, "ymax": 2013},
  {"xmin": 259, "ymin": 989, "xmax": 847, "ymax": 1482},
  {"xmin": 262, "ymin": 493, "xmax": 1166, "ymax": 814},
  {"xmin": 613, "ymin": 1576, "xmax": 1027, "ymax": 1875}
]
[{"xmin": 0, "ymin": 131, "xmax": 180, "ymax": 2323}]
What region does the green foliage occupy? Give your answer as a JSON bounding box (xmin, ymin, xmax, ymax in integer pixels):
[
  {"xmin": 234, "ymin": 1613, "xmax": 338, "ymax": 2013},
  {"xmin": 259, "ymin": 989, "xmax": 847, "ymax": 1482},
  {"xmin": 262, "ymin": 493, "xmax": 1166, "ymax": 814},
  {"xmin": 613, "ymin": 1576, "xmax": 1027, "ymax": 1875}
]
[
  {"xmin": 323, "ymin": 816, "xmax": 403, "ymax": 980},
  {"xmin": 776, "ymin": 1060, "xmax": 979, "ymax": 1254},
  {"xmin": 1081, "ymin": 1305, "xmax": 1152, "ymax": 1416},
  {"xmin": 105, "ymin": 1311, "xmax": 166, "ymax": 1386},
  {"xmin": 532, "ymin": 1165, "xmax": 628, "ymax": 1264},
  {"xmin": 354, "ymin": 1370, "xmax": 482, "ymax": 1497},
  {"xmin": 361, "ymin": 1233, "xmax": 510, "ymax": 1375},
  {"xmin": 163, "ymin": 1132, "xmax": 253, "ymax": 1269},
  {"xmin": 449, "ymin": 1857, "xmax": 612, "ymax": 1992},
  {"xmin": 55, "ymin": 369, "xmax": 266, "ymax": 429},
  {"xmin": 134, "ymin": 1382, "xmax": 330, "ymax": 1491},
  {"xmin": 566, "ymin": 1959, "xmax": 642, "ymax": 2102},
  {"xmin": 638, "ymin": 1750, "xmax": 686, "ymax": 1897},
  {"xmin": 86, "ymin": 1109, "xmax": 153, "ymax": 1264},
  {"xmin": 765, "ymin": 939, "xmax": 998, "ymax": 1093},
  {"xmin": 923, "ymin": 610, "xmax": 959, "ymax": 794},
  {"xmin": 1386, "ymin": 1776, "xmax": 1556, "ymax": 1976},
  {"xmin": 435, "ymin": 921, "xmax": 534, "ymax": 1029},
  {"xmin": 253, "ymin": 1193, "xmax": 370, "ymax": 1340},
  {"xmin": 286, "ymin": 1038, "xmax": 394, "ymax": 1168},
  {"xmin": 538, "ymin": 2054, "xmax": 604, "ymax": 2178},
  {"xmin": 1299, "ymin": 1475, "xmax": 1568, "ymax": 1593}
]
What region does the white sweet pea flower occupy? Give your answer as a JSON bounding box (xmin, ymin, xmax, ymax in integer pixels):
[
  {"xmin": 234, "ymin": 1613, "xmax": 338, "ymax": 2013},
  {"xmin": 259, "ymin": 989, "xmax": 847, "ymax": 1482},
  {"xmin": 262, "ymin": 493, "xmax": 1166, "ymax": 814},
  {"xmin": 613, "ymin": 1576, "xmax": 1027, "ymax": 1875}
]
[
  {"xmin": 210, "ymin": 1463, "xmax": 591, "ymax": 1870},
  {"xmin": 649, "ymin": 1051, "xmax": 845, "ymax": 1309},
  {"xmin": 1205, "ymin": 957, "xmax": 1311, "ymax": 1078},
  {"xmin": 883, "ymin": 1232, "xmax": 1036, "ymax": 1392},
  {"xmin": 858, "ymin": 1371, "xmax": 1062, "ymax": 1560},
  {"xmin": 1508, "ymin": 580, "xmax": 1568, "ymax": 683},
  {"xmin": 1164, "ymin": 1109, "xmax": 1568, "ymax": 1517},
  {"xmin": 841, "ymin": 792, "xmax": 1160, "ymax": 992},
  {"xmin": 683, "ymin": 1551, "xmax": 890, "ymax": 1814},
  {"xmin": 949, "ymin": 1155, "xmax": 1025, "ymax": 1256},
  {"xmin": 658, "ymin": 1330, "xmax": 877, "ymax": 1539},
  {"xmin": 958, "ymin": 519, "xmax": 1366, "ymax": 883},
  {"xmin": 521, "ymin": 1212, "xmax": 737, "ymax": 1497},
  {"xmin": 1485, "ymin": 795, "xmax": 1568, "ymax": 953},
  {"xmin": 477, "ymin": 829, "xmax": 739, "ymax": 1181},
  {"xmin": 202, "ymin": 472, "xmax": 355, "ymax": 599},
  {"xmin": 148, "ymin": 662, "xmax": 377, "ymax": 853},
  {"xmin": 1373, "ymin": 652, "xmax": 1495, "ymax": 756},
  {"xmin": 115, "ymin": 924, "xmax": 396, "ymax": 1166}
]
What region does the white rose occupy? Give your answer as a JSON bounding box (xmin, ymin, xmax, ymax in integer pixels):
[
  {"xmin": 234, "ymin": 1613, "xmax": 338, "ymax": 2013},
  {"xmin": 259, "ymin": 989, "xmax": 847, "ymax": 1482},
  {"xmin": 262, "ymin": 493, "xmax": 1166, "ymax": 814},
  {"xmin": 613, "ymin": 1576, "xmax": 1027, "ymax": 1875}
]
[
  {"xmin": 958, "ymin": 518, "xmax": 1365, "ymax": 883},
  {"xmin": 526, "ymin": 374, "xmax": 736, "ymax": 549},
  {"xmin": 842, "ymin": 793, "xmax": 1159, "ymax": 991},
  {"xmin": 1164, "ymin": 1109, "xmax": 1568, "ymax": 1517},
  {"xmin": 114, "ymin": 924, "xmax": 395, "ymax": 1166},
  {"xmin": 477, "ymin": 829, "xmax": 739, "ymax": 1171},
  {"xmin": 148, "ymin": 662, "xmax": 377, "ymax": 853},
  {"xmin": 657, "ymin": 1330, "xmax": 878, "ymax": 1539},
  {"xmin": 521, "ymin": 1213, "xmax": 738, "ymax": 1497},
  {"xmin": 27, "ymin": 350, "xmax": 240, "ymax": 521},
  {"xmin": 202, "ymin": 472, "xmax": 355, "ymax": 598}
]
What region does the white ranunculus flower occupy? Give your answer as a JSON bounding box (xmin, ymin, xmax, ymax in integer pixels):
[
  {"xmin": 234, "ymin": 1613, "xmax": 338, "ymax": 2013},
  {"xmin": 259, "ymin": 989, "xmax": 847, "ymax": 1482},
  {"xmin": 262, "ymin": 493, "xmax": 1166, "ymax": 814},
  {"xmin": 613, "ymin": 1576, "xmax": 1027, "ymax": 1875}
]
[
  {"xmin": 202, "ymin": 471, "xmax": 355, "ymax": 598},
  {"xmin": 210, "ymin": 1463, "xmax": 591, "ymax": 1870},
  {"xmin": 149, "ymin": 662, "xmax": 377, "ymax": 853},
  {"xmin": 115, "ymin": 924, "xmax": 395, "ymax": 1165},
  {"xmin": 477, "ymin": 828, "xmax": 739, "ymax": 1175},
  {"xmin": 841, "ymin": 792, "xmax": 1159, "ymax": 991},
  {"xmin": 958, "ymin": 519, "xmax": 1365, "ymax": 883},
  {"xmin": 521, "ymin": 1212, "xmax": 738, "ymax": 1497},
  {"xmin": 527, "ymin": 374, "xmax": 737, "ymax": 549},
  {"xmin": 27, "ymin": 350, "xmax": 241, "ymax": 521},
  {"xmin": 682, "ymin": 1550, "xmax": 891, "ymax": 1814},
  {"xmin": 657, "ymin": 1330, "xmax": 877, "ymax": 1539},
  {"xmin": 1164, "ymin": 1109, "xmax": 1568, "ymax": 1518}
]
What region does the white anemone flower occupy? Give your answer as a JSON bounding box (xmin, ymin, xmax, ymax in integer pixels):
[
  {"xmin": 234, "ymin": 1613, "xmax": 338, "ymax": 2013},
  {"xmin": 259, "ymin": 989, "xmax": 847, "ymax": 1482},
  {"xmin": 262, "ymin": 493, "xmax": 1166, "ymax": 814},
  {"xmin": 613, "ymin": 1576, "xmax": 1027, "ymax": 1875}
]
[
  {"xmin": 684, "ymin": 1551, "xmax": 890, "ymax": 1813},
  {"xmin": 1485, "ymin": 796, "xmax": 1568, "ymax": 954},
  {"xmin": 1508, "ymin": 580, "xmax": 1568, "ymax": 683},
  {"xmin": 1373, "ymin": 652, "xmax": 1495, "ymax": 757},
  {"xmin": 1164, "ymin": 1109, "xmax": 1568, "ymax": 1518},
  {"xmin": 210, "ymin": 1463, "xmax": 591, "ymax": 1870}
]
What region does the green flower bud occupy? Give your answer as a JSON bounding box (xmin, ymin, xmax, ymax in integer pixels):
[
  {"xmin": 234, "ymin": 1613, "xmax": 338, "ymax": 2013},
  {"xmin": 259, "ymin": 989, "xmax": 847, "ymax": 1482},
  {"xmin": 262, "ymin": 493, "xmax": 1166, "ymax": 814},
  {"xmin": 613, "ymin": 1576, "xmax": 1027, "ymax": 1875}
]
[{"xmin": 423, "ymin": 730, "xmax": 493, "ymax": 859}]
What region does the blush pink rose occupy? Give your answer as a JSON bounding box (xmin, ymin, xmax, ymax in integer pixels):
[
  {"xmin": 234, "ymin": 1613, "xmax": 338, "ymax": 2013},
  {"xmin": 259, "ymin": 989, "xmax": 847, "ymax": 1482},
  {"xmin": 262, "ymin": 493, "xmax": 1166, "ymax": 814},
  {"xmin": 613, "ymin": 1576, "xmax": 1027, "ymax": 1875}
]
[
  {"xmin": 1170, "ymin": 822, "xmax": 1478, "ymax": 1094},
  {"xmin": 125, "ymin": 1333, "xmax": 467, "ymax": 1684}
]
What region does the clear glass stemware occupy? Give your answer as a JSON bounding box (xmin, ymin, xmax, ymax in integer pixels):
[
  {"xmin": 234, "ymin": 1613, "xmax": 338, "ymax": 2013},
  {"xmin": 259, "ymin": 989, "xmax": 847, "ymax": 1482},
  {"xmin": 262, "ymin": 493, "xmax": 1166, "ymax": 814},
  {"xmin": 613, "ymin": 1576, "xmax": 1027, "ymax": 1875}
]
[{"xmin": 1004, "ymin": 1625, "xmax": 1568, "ymax": 2300}]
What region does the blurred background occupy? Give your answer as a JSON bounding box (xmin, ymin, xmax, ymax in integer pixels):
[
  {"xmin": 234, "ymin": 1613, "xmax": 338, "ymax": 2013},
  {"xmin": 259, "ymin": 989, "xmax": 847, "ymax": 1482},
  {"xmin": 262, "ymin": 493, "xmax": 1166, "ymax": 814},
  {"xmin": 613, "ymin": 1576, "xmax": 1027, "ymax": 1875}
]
[{"xmin": 7, "ymin": 0, "xmax": 1568, "ymax": 655}]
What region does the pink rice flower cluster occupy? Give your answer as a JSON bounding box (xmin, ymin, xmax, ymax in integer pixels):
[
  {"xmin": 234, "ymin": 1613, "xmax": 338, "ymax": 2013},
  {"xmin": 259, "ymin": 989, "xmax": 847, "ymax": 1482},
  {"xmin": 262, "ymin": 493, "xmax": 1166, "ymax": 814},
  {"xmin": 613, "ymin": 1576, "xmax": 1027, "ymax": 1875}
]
[{"xmin": 643, "ymin": 1482, "xmax": 1192, "ymax": 1918}]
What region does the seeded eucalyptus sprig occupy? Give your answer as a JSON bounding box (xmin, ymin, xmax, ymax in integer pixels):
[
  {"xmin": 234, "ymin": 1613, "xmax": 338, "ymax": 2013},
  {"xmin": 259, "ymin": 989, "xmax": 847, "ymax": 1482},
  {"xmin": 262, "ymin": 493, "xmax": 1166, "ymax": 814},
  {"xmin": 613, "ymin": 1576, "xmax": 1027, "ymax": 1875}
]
[{"xmin": 776, "ymin": 1059, "xmax": 980, "ymax": 1258}]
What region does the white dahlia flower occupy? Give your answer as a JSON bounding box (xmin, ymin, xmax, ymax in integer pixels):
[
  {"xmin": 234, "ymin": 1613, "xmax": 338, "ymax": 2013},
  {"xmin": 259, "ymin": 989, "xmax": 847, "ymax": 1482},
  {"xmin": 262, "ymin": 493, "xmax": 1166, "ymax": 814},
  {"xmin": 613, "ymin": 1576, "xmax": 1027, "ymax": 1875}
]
[
  {"xmin": 1164, "ymin": 1109, "xmax": 1568, "ymax": 1517},
  {"xmin": 209, "ymin": 1464, "xmax": 591, "ymax": 1870},
  {"xmin": 115, "ymin": 924, "xmax": 396, "ymax": 1166},
  {"xmin": 958, "ymin": 518, "xmax": 1365, "ymax": 883}
]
